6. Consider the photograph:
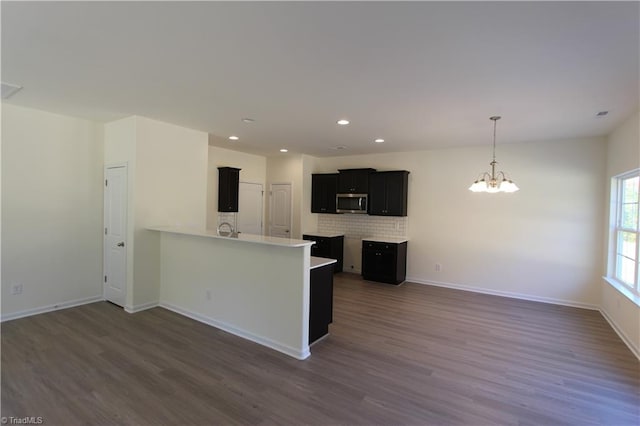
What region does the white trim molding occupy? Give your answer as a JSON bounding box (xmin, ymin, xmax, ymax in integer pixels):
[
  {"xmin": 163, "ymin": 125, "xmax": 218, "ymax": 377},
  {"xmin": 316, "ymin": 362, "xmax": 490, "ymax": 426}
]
[
  {"xmin": 406, "ymin": 277, "xmax": 599, "ymax": 311},
  {"xmin": 1, "ymin": 295, "xmax": 104, "ymax": 322},
  {"xmin": 600, "ymin": 308, "xmax": 640, "ymax": 360},
  {"xmin": 160, "ymin": 302, "xmax": 310, "ymax": 360},
  {"xmin": 406, "ymin": 278, "xmax": 640, "ymax": 359},
  {"xmin": 125, "ymin": 301, "xmax": 159, "ymax": 314}
]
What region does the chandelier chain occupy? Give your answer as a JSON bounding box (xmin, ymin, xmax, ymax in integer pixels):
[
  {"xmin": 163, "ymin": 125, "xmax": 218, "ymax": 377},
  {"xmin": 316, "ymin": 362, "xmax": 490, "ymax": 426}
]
[
  {"xmin": 490, "ymin": 115, "xmax": 500, "ymax": 164},
  {"xmin": 468, "ymin": 115, "xmax": 518, "ymax": 193}
]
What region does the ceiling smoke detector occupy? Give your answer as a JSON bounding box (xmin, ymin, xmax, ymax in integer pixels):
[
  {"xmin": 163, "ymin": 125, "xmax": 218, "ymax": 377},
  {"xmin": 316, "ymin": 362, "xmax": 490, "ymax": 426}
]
[{"xmin": 1, "ymin": 82, "xmax": 22, "ymax": 99}]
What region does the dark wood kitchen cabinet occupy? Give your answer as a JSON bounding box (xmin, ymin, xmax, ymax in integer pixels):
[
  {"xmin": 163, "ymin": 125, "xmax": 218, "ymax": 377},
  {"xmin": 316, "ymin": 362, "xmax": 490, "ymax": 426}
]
[
  {"xmin": 309, "ymin": 261, "xmax": 334, "ymax": 344},
  {"xmin": 368, "ymin": 170, "xmax": 409, "ymax": 216},
  {"xmin": 337, "ymin": 168, "xmax": 376, "ymax": 194},
  {"xmin": 311, "ymin": 173, "xmax": 338, "ymax": 213},
  {"xmin": 218, "ymin": 167, "xmax": 241, "ymax": 212},
  {"xmin": 362, "ymin": 240, "xmax": 407, "ymax": 285},
  {"xmin": 303, "ymin": 234, "xmax": 344, "ymax": 273}
]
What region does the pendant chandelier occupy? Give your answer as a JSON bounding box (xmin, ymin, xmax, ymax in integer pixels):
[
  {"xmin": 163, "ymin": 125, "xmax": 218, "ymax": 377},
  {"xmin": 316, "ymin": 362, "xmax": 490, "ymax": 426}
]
[{"xmin": 469, "ymin": 116, "xmax": 519, "ymax": 193}]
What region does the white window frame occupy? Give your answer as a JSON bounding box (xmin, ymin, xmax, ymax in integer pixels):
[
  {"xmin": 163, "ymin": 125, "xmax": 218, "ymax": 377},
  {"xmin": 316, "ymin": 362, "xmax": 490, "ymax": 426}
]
[{"xmin": 606, "ymin": 169, "xmax": 640, "ymax": 305}]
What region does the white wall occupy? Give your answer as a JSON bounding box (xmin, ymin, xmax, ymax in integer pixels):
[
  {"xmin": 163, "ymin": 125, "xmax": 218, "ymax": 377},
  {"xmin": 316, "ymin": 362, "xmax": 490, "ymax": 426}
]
[
  {"xmin": 134, "ymin": 117, "xmax": 208, "ymax": 307},
  {"xmin": 601, "ymin": 111, "xmax": 640, "ymax": 358},
  {"xmin": 104, "ymin": 116, "xmax": 208, "ymax": 309},
  {"xmin": 2, "ymin": 104, "xmax": 104, "ymax": 319},
  {"xmin": 206, "ymin": 146, "xmax": 267, "ymax": 230},
  {"xmin": 312, "ymin": 136, "xmax": 606, "ymax": 307},
  {"xmin": 266, "ymin": 154, "xmax": 305, "ymax": 238},
  {"xmin": 301, "ymin": 155, "xmax": 318, "ymax": 235},
  {"xmin": 158, "ymin": 231, "xmax": 311, "ymax": 359}
]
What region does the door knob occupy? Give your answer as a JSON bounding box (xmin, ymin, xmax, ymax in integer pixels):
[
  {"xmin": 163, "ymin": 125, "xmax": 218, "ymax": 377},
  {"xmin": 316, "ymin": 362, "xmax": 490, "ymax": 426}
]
[
  {"xmin": 285, "ymin": 230, "xmax": 290, "ymax": 233},
  {"xmin": 117, "ymin": 242, "xmax": 125, "ymax": 247}
]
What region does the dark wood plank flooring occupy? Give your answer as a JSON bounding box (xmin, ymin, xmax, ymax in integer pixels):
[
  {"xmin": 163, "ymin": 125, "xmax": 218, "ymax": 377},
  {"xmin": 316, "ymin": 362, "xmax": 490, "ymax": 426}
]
[{"xmin": 2, "ymin": 273, "xmax": 639, "ymax": 425}]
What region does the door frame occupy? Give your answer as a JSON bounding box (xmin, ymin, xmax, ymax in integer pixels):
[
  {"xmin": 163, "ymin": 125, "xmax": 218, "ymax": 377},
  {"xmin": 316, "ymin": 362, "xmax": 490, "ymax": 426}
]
[
  {"xmin": 269, "ymin": 182, "xmax": 293, "ymax": 237},
  {"xmin": 103, "ymin": 162, "xmax": 129, "ymax": 305}
]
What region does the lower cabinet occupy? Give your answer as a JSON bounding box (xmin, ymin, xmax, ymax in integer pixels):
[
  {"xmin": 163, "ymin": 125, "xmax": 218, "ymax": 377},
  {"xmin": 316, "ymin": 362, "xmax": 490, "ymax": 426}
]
[
  {"xmin": 362, "ymin": 240, "xmax": 407, "ymax": 285},
  {"xmin": 309, "ymin": 263, "xmax": 334, "ymax": 344},
  {"xmin": 302, "ymin": 234, "xmax": 344, "ymax": 273}
]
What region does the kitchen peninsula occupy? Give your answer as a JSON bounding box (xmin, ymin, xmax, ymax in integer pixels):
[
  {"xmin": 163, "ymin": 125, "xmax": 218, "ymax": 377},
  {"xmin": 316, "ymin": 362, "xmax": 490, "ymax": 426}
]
[{"xmin": 149, "ymin": 226, "xmax": 316, "ymax": 359}]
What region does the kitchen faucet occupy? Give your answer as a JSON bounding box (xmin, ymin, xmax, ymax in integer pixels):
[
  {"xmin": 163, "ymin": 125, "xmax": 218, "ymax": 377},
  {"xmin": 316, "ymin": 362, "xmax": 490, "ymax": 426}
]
[{"xmin": 217, "ymin": 222, "xmax": 238, "ymax": 237}]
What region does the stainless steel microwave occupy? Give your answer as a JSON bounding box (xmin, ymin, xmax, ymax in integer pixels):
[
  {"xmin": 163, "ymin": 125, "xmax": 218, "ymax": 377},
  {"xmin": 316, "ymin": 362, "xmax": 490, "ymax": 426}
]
[{"xmin": 336, "ymin": 193, "xmax": 368, "ymax": 214}]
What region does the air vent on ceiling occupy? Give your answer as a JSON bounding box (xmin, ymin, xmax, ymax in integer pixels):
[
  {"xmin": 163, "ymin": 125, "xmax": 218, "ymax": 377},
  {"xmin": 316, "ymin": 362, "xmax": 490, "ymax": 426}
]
[{"xmin": 1, "ymin": 82, "xmax": 22, "ymax": 99}]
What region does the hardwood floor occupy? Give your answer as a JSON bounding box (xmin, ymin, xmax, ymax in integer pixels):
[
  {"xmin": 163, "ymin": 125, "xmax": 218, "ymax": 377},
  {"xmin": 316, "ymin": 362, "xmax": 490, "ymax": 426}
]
[{"xmin": 2, "ymin": 274, "xmax": 639, "ymax": 425}]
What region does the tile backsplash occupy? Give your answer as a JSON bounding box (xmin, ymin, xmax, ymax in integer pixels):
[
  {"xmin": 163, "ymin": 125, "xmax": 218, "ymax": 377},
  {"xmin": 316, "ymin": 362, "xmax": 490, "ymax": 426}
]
[
  {"xmin": 317, "ymin": 214, "xmax": 408, "ymax": 239},
  {"xmin": 217, "ymin": 212, "xmax": 408, "ymax": 241}
]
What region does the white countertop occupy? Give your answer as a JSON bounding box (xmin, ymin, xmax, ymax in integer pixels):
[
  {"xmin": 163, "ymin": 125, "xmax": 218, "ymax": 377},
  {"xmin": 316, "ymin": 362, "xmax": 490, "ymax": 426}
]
[
  {"xmin": 303, "ymin": 232, "xmax": 345, "ymax": 238},
  {"xmin": 362, "ymin": 236, "xmax": 409, "ymax": 244},
  {"xmin": 310, "ymin": 256, "xmax": 338, "ymax": 270},
  {"xmin": 148, "ymin": 226, "xmax": 314, "ymax": 248}
]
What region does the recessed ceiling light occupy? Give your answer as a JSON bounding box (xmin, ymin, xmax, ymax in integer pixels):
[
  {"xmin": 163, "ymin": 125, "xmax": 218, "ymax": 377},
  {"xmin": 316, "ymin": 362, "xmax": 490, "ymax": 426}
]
[
  {"xmin": 280, "ymin": 149, "xmax": 288, "ymax": 153},
  {"xmin": 228, "ymin": 135, "xmax": 239, "ymax": 141},
  {"xmin": 596, "ymin": 111, "xmax": 609, "ymax": 117},
  {"xmin": 337, "ymin": 119, "xmax": 350, "ymax": 126},
  {"xmin": 374, "ymin": 138, "xmax": 385, "ymax": 143},
  {"xmin": 241, "ymin": 118, "xmax": 255, "ymax": 123}
]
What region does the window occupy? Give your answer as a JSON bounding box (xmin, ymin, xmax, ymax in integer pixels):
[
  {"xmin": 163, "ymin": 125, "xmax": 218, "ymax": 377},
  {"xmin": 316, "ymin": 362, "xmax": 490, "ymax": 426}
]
[{"xmin": 608, "ymin": 169, "xmax": 640, "ymax": 300}]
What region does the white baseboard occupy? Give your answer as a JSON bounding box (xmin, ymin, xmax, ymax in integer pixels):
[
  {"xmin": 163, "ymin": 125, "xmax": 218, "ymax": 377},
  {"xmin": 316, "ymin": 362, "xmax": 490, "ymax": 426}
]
[
  {"xmin": 406, "ymin": 277, "xmax": 599, "ymax": 311},
  {"xmin": 599, "ymin": 308, "xmax": 640, "ymax": 360},
  {"xmin": 159, "ymin": 302, "xmax": 310, "ymax": 360},
  {"xmin": 407, "ymin": 277, "xmax": 639, "ymax": 360},
  {"xmin": 125, "ymin": 301, "xmax": 159, "ymax": 313},
  {"xmin": 1, "ymin": 295, "xmax": 104, "ymax": 322}
]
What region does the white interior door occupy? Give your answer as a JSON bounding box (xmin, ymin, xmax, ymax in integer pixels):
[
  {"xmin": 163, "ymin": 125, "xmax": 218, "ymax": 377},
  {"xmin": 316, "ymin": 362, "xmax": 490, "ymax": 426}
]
[
  {"xmin": 270, "ymin": 183, "xmax": 292, "ymax": 238},
  {"xmin": 238, "ymin": 182, "xmax": 263, "ymax": 235},
  {"xmin": 104, "ymin": 165, "xmax": 128, "ymax": 307}
]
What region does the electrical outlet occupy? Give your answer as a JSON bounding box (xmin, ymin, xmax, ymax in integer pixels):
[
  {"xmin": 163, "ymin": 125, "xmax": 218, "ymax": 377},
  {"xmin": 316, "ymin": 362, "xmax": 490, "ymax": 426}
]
[
  {"xmin": 206, "ymin": 290, "xmax": 212, "ymax": 301},
  {"xmin": 435, "ymin": 263, "xmax": 442, "ymax": 272},
  {"xmin": 395, "ymin": 221, "xmax": 400, "ymax": 231},
  {"xmin": 11, "ymin": 283, "xmax": 23, "ymax": 295}
]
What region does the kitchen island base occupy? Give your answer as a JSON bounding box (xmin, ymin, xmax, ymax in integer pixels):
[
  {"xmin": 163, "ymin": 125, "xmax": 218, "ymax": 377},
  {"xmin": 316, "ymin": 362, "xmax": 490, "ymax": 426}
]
[{"xmin": 150, "ymin": 227, "xmax": 314, "ymax": 359}]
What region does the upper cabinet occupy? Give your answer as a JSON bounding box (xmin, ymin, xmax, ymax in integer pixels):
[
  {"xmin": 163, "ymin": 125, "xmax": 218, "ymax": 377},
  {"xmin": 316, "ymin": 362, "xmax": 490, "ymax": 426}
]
[
  {"xmin": 311, "ymin": 173, "xmax": 338, "ymax": 214},
  {"xmin": 368, "ymin": 171, "xmax": 409, "ymax": 216},
  {"xmin": 337, "ymin": 168, "xmax": 376, "ymax": 194},
  {"xmin": 218, "ymin": 167, "xmax": 241, "ymax": 212}
]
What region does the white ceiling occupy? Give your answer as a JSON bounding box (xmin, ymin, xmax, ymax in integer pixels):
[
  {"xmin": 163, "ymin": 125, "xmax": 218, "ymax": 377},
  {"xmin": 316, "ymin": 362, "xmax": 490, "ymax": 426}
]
[{"xmin": 2, "ymin": 1, "xmax": 638, "ymax": 157}]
